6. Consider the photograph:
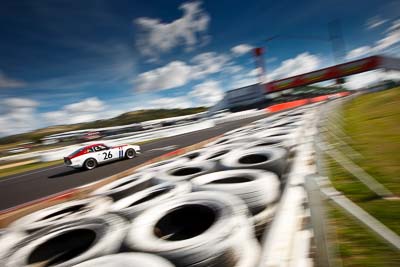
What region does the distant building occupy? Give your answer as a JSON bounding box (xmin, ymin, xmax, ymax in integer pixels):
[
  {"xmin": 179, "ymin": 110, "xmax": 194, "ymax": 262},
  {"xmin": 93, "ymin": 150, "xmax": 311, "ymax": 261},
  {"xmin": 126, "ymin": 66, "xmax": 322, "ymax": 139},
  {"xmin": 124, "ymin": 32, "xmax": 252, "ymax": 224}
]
[{"xmin": 209, "ymin": 83, "xmax": 267, "ymax": 113}]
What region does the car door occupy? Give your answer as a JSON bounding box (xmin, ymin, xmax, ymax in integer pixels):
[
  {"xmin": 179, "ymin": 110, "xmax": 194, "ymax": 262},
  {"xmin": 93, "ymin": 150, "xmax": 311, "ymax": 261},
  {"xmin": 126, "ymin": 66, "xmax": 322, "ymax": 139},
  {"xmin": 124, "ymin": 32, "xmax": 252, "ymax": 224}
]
[
  {"xmin": 96, "ymin": 144, "xmax": 119, "ymax": 163},
  {"xmin": 93, "ymin": 145, "xmax": 111, "ymax": 163},
  {"xmin": 107, "ymin": 146, "xmax": 121, "ymax": 161}
]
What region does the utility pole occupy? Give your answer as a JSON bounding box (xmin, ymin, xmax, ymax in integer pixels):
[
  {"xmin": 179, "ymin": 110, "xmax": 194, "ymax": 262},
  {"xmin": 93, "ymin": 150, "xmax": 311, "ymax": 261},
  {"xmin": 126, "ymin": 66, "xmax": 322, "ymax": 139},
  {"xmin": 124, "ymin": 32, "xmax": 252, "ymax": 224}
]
[{"xmin": 328, "ymin": 19, "xmax": 346, "ymax": 64}]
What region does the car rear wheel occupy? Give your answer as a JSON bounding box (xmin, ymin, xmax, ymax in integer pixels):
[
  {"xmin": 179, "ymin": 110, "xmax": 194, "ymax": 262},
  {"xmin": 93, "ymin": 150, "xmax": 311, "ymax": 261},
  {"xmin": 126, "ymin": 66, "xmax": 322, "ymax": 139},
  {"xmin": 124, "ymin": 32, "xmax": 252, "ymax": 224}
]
[
  {"xmin": 84, "ymin": 158, "xmax": 97, "ymax": 170},
  {"xmin": 125, "ymin": 149, "xmax": 136, "ymax": 159}
]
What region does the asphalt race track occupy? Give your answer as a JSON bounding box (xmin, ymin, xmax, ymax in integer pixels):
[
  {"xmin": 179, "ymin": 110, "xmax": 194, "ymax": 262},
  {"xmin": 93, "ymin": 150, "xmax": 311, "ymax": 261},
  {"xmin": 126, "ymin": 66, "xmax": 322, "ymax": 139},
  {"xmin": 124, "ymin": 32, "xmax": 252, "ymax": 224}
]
[{"xmin": 0, "ymin": 115, "xmax": 266, "ymax": 211}]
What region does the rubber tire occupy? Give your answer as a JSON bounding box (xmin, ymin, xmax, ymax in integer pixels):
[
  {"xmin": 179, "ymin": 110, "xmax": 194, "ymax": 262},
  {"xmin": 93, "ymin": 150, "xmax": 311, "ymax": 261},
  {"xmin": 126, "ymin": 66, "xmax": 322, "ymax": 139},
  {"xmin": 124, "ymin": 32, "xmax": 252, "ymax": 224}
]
[
  {"xmin": 0, "ymin": 230, "xmax": 27, "ymax": 266},
  {"xmin": 135, "ymin": 157, "xmax": 189, "ymax": 174},
  {"xmin": 84, "ymin": 158, "xmax": 97, "ymax": 170},
  {"xmin": 72, "ymin": 253, "xmax": 175, "ymax": 267},
  {"xmin": 176, "ymin": 148, "xmax": 208, "ymax": 161},
  {"xmin": 125, "ymin": 148, "xmax": 136, "ymax": 159},
  {"xmin": 204, "ymin": 136, "xmax": 233, "ymax": 148},
  {"xmin": 219, "ymin": 147, "xmax": 288, "ymax": 177},
  {"xmin": 244, "ymin": 136, "xmax": 293, "ymax": 151},
  {"xmin": 156, "ymin": 161, "xmax": 217, "ymax": 182},
  {"xmin": 193, "ymin": 143, "xmax": 243, "ymax": 165},
  {"xmin": 253, "ymin": 204, "xmax": 277, "ymax": 237},
  {"xmin": 110, "ymin": 182, "xmax": 191, "ymax": 220},
  {"xmin": 90, "ymin": 173, "xmax": 156, "ymax": 201},
  {"xmin": 124, "ymin": 191, "xmax": 256, "ymax": 267},
  {"xmin": 5, "ymin": 214, "xmax": 129, "ymax": 267},
  {"xmin": 191, "ymin": 169, "xmax": 280, "ymax": 215},
  {"xmin": 9, "ymin": 196, "xmax": 113, "ymax": 233}
]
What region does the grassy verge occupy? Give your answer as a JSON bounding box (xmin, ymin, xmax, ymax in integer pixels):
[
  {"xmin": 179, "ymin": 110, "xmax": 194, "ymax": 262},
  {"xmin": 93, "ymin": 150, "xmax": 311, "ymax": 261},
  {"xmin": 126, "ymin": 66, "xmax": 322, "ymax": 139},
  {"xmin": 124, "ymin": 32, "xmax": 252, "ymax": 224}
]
[
  {"xmin": 324, "ymin": 88, "xmax": 400, "ymax": 265},
  {"xmin": 342, "ymin": 87, "xmax": 400, "ymax": 193},
  {"xmin": 0, "ymin": 160, "xmax": 63, "ymax": 178},
  {"xmin": 327, "ymin": 202, "xmax": 400, "ymax": 267}
]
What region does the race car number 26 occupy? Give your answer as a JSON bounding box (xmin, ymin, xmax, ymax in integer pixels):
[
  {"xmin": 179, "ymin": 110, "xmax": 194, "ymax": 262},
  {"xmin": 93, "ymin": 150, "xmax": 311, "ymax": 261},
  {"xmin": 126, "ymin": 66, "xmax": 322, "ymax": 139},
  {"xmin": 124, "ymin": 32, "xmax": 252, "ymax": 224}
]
[{"xmin": 103, "ymin": 151, "xmax": 113, "ymax": 160}]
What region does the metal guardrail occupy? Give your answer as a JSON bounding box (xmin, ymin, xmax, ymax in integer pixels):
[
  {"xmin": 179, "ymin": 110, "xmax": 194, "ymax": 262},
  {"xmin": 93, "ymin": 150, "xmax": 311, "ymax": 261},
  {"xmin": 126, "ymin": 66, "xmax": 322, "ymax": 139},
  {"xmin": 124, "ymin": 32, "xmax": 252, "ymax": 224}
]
[
  {"xmin": 314, "ymin": 175, "xmax": 400, "ymax": 251},
  {"xmin": 304, "ymin": 174, "xmax": 334, "ymax": 267}
]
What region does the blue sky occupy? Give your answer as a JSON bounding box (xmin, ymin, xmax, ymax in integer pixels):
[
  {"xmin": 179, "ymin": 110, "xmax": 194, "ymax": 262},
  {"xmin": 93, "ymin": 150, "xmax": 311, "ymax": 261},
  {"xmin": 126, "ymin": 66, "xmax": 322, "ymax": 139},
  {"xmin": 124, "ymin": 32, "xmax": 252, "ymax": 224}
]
[{"xmin": 0, "ymin": 0, "xmax": 399, "ymax": 136}]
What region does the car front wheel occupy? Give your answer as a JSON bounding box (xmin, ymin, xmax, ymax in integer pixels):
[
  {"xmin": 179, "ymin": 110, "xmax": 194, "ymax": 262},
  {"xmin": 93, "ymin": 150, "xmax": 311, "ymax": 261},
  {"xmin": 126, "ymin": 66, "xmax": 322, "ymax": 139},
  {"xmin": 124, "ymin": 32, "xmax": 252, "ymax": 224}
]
[{"xmin": 84, "ymin": 158, "xmax": 97, "ymax": 170}]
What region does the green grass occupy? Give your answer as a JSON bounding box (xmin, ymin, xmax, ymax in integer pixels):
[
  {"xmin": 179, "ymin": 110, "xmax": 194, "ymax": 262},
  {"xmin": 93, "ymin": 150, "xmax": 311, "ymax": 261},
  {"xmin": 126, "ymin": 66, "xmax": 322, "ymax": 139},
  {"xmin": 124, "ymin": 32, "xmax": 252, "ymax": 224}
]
[
  {"xmin": 324, "ymin": 87, "xmax": 400, "ymax": 265},
  {"xmin": 0, "ymin": 160, "xmax": 63, "ymax": 178},
  {"xmin": 326, "ymin": 156, "xmax": 400, "ymax": 235},
  {"xmin": 327, "ymin": 203, "xmax": 400, "ymax": 267},
  {"xmin": 342, "ymin": 88, "xmax": 400, "ymax": 194}
]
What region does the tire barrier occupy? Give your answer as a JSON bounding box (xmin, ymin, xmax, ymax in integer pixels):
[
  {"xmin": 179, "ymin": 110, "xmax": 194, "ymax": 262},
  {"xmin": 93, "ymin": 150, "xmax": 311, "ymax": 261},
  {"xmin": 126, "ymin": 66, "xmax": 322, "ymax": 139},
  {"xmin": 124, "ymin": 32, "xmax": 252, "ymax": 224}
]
[
  {"xmin": 252, "ymin": 128, "xmax": 301, "ymax": 146},
  {"xmin": 9, "ymin": 196, "xmax": 113, "ymax": 233},
  {"xmin": 90, "ymin": 173, "xmax": 156, "ymax": 201},
  {"xmin": 253, "ymin": 204, "xmax": 277, "ymax": 237},
  {"xmin": 110, "ymin": 182, "xmax": 191, "ymax": 220},
  {"xmin": 0, "ymin": 230, "xmax": 27, "ymax": 266},
  {"xmin": 176, "ymin": 148, "xmax": 208, "ymax": 161},
  {"xmin": 124, "ymin": 191, "xmax": 260, "ymax": 267},
  {"xmin": 193, "ymin": 144, "xmax": 244, "ymax": 164},
  {"xmin": 0, "ymin": 103, "xmax": 318, "ymax": 267},
  {"xmin": 4, "ymin": 214, "xmax": 129, "ymax": 267},
  {"xmin": 156, "ymin": 161, "xmax": 217, "ymax": 182},
  {"xmin": 204, "ymin": 135, "xmax": 234, "ymax": 147},
  {"xmin": 222, "ymin": 136, "xmax": 261, "ymax": 145},
  {"xmin": 223, "ymin": 124, "xmax": 259, "ymax": 137},
  {"xmin": 244, "ymin": 136, "xmax": 294, "ymax": 151},
  {"xmin": 191, "ymin": 169, "xmax": 280, "ymax": 215},
  {"xmin": 73, "ymin": 253, "xmax": 175, "ymax": 267},
  {"xmin": 135, "ymin": 157, "xmax": 189, "ymax": 174},
  {"xmin": 219, "ymin": 147, "xmax": 288, "ymax": 177}
]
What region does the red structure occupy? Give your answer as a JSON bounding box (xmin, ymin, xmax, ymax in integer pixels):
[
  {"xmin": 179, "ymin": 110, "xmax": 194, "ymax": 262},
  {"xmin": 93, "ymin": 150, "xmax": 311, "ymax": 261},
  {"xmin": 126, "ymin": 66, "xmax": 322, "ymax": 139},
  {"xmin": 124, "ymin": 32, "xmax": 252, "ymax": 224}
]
[
  {"xmin": 253, "ymin": 47, "xmax": 266, "ymax": 83},
  {"xmin": 265, "ymin": 55, "xmax": 399, "ymax": 92}
]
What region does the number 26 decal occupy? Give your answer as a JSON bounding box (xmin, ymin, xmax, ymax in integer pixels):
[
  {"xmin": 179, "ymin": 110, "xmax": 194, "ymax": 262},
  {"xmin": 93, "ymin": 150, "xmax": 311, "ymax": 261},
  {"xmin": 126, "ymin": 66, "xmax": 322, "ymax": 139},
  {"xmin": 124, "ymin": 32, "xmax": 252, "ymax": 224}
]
[{"xmin": 103, "ymin": 151, "xmax": 113, "ymax": 160}]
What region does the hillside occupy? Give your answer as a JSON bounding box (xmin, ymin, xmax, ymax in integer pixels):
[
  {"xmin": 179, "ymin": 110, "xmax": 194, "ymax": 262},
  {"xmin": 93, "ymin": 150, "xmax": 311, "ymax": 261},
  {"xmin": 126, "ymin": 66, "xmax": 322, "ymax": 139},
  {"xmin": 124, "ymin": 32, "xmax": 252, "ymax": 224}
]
[{"xmin": 0, "ymin": 107, "xmax": 207, "ymax": 145}]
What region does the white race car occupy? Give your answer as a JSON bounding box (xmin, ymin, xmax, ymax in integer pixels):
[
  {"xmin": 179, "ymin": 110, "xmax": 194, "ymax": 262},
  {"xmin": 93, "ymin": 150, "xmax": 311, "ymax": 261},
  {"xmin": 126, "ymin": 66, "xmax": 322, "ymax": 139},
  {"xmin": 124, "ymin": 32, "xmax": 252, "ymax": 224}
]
[{"xmin": 64, "ymin": 143, "xmax": 141, "ymax": 170}]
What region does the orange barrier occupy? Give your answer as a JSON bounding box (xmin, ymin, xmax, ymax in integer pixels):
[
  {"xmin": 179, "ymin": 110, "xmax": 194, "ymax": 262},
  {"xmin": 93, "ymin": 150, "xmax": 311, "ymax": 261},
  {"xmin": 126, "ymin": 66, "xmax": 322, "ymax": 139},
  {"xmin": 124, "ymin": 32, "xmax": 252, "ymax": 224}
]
[
  {"xmin": 266, "ymin": 99, "xmax": 309, "ymax": 113},
  {"xmin": 310, "ymin": 95, "xmax": 329, "ymax": 103},
  {"xmin": 266, "ymin": 92, "xmax": 351, "ymax": 113}
]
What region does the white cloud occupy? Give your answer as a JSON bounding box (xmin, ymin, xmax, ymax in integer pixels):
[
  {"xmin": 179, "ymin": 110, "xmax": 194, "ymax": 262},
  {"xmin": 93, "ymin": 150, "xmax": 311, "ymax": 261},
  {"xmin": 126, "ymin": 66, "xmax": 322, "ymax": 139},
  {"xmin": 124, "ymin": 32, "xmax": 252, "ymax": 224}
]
[
  {"xmin": 0, "ymin": 98, "xmax": 40, "ymax": 136},
  {"xmin": 346, "ymin": 46, "xmax": 372, "ymax": 60},
  {"xmin": 347, "ymin": 20, "xmax": 400, "ymax": 59},
  {"xmin": 268, "ymin": 52, "xmax": 321, "ymax": 80},
  {"xmin": 64, "ymin": 97, "xmax": 105, "ymax": 113},
  {"xmin": 0, "ymin": 71, "xmax": 26, "ymax": 88},
  {"xmin": 190, "ymin": 52, "xmax": 230, "ymax": 79},
  {"xmin": 135, "ymin": 61, "xmax": 192, "ymax": 92},
  {"xmin": 248, "ymin": 68, "xmax": 261, "ymax": 77},
  {"xmin": 135, "ymin": 51, "xmax": 232, "ymax": 92},
  {"xmin": 224, "ymin": 65, "xmax": 243, "ymax": 74},
  {"xmin": 3, "ymin": 98, "xmax": 38, "ymax": 108},
  {"xmin": 143, "ymin": 80, "xmax": 224, "ymax": 109},
  {"xmin": 43, "ymin": 97, "xmax": 107, "ymax": 125},
  {"xmin": 135, "ymin": 1, "xmax": 210, "ymax": 59},
  {"xmin": 366, "ymin": 16, "xmax": 388, "ymax": 30},
  {"xmin": 375, "ymin": 19, "xmax": 400, "ymax": 51},
  {"xmin": 148, "ymin": 96, "xmax": 193, "ymax": 109},
  {"xmin": 189, "ymin": 80, "xmax": 224, "ymax": 106},
  {"xmin": 345, "ymin": 70, "xmax": 400, "ymax": 90},
  {"xmin": 231, "ymin": 44, "xmax": 253, "ymax": 56}
]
